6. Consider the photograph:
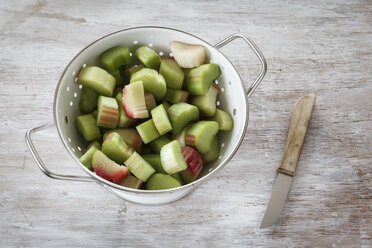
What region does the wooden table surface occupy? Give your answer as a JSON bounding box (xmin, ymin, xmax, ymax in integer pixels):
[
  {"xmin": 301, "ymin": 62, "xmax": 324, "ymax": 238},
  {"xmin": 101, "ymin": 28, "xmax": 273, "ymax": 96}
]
[{"xmin": 0, "ymin": 0, "xmax": 371, "ymax": 247}]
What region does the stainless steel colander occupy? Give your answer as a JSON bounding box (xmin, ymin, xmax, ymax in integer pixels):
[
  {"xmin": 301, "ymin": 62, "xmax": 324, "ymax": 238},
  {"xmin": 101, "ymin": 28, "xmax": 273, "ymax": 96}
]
[{"xmin": 25, "ymin": 26, "xmax": 266, "ymax": 205}]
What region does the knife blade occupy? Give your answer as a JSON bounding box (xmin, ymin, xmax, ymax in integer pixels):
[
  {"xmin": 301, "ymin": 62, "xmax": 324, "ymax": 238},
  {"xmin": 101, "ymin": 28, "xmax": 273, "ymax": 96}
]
[{"xmin": 260, "ymin": 94, "xmax": 316, "ymax": 228}]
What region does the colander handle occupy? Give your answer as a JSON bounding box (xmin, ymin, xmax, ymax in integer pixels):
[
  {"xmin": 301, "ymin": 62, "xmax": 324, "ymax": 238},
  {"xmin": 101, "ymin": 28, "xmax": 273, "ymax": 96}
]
[
  {"xmin": 214, "ymin": 33, "xmax": 267, "ymax": 98},
  {"xmin": 25, "ymin": 122, "xmax": 94, "ymax": 182}
]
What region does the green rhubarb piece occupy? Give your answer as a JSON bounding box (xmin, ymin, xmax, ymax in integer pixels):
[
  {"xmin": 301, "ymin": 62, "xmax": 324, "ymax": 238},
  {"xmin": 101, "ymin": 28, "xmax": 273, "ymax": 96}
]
[
  {"xmin": 161, "ymin": 101, "xmax": 171, "ymax": 111},
  {"xmin": 146, "ymin": 173, "xmax": 181, "ymax": 190},
  {"xmin": 149, "ymin": 135, "xmax": 171, "ymax": 153},
  {"xmin": 136, "ymin": 119, "xmax": 160, "ymax": 144},
  {"xmin": 209, "ymin": 109, "xmax": 234, "ymax": 131},
  {"xmin": 120, "ymin": 175, "xmax": 143, "ymax": 189},
  {"xmin": 151, "ymin": 104, "xmax": 172, "ymax": 135},
  {"xmin": 183, "ymin": 68, "xmax": 192, "ymax": 81},
  {"xmin": 92, "ymin": 110, "xmax": 98, "ymax": 119},
  {"xmin": 185, "ymin": 121, "xmax": 219, "ymax": 154},
  {"xmin": 186, "ymin": 64, "xmax": 221, "ymax": 96},
  {"xmin": 183, "ymin": 68, "xmax": 192, "ymax": 75},
  {"xmin": 102, "ymin": 132, "xmax": 134, "ymax": 164},
  {"xmin": 99, "ymin": 45, "xmax": 131, "ymax": 73},
  {"xmin": 159, "ymin": 58, "xmax": 184, "ymax": 90},
  {"xmin": 79, "ymin": 87, "xmax": 98, "ymax": 113},
  {"xmin": 124, "ymin": 152, "xmax": 155, "ymax": 182},
  {"xmin": 201, "ymin": 136, "xmax": 220, "ymax": 163},
  {"xmin": 110, "ymin": 70, "xmax": 123, "ymax": 86},
  {"xmin": 79, "ymin": 145, "xmax": 99, "ymax": 170},
  {"xmin": 113, "ymin": 87, "xmax": 123, "ymax": 97},
  {"xmin": 130, "ymin": 68, "xmax": 167, "ymax": 100},
  {"xmin": 142, "ymin": 154, "xmax": 166, "ymax": 173},
  {"xmin": 172, "ymin": 124, "xmax": 192, "ymax": 147},
  {"xmin": 135, "ymin": 46, "xmax": 161, "ymax": 70},
  {"xmin": 171, "ymin": 173, "xmax": 184, "ymax": 185},
  {"xmin": 182, "ymin": 68, "xmax": 192, "ymax": 91},
  {"xmin": 103, "ymin": 128, "xmax": 142, "ymax": 153},
  {"xmin": 164, "ymin": 89, "xmax": 189, "ymax": 104},
  {"xmin": 167, "ymin": 103, "xmax": 199, "ymax": 134},
  {"xmin": 144, "ymin": 92, "xmax": 156, "ymax": 111},
  {"xmin": 114, "ymin": 91, "xmax": 136, "ymax": 128},
  {"xmin": 96, "ymin": 96, "xmax": 119, "ymax": 129},
  {"xmin": 75, "ymin": 114, "xmax": 101, "ymax": 141},
  {"xmin": 124, "ymin": 64, "xmax": 145, "ymax": 80},
  {"xmin": 87, "ymin": 140, "xmax": 101, "ymax": 150},
  {"xmin": 160, "ymin": 140, "xmax": 187, "ymax": 174},
  {"xmin": 190, "ymin": 83, "xmax": 219, "ymax": 117},
  {"xmin": 77, "ymin": 66, "xmax": 116, "ymax": 97},
  {"xmin": 141, "ymin": 144, "xmax": 153, "ymax": 154}
]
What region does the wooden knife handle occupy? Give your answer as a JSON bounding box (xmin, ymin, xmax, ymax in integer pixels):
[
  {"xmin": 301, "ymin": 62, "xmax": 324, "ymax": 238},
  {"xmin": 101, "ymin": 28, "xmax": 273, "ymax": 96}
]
[{"xmin": 277, "ymin": 94, "xmax": 316, "ymax": 176}]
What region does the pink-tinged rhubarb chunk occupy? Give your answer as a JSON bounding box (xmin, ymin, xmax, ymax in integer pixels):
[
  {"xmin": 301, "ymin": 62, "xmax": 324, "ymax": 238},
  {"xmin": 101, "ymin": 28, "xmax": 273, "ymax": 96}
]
[
  {"xmin": 122, "ymin": 81, "xmax": 149, "ymax": 119},
  {"xmin": 114, "ymin": 90, "xmax": 136, "ymax": 128},
  {"xmin": 180, "ymin": 146, "xmax": 203, "ymax": 183},
  {"xmin": 92, "ymin": 150, "xmax": 129, "ymax": 183},
  {"xmin": 185, "ymin": 121, "xmax": 219, "ymax": 154},
  {"xmin": 96, "ymin": 96, "xmax": 119, "ymax": 129}
]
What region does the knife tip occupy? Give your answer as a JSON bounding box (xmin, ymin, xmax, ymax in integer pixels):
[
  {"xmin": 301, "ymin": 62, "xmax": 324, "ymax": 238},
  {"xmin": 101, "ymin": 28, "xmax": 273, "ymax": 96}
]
[{"xmin": 259, "ymin": 222, "xmax": 270, "ymax": 229}]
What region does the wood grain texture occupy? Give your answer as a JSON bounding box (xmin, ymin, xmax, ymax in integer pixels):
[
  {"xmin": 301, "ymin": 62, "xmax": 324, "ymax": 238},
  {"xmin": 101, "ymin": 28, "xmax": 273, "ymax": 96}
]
[
  {"xmin": 0, "ymin": 0, "xmax": 371, "ymax": 247},
  {"xmin": 277, "ymin": 94, "xmax": 316, "ymax": 176}
]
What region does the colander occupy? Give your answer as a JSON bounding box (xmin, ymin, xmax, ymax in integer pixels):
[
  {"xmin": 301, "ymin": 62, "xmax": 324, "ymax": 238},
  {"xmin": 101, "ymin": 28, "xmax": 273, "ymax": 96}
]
[{"xmin": 25, "ymin": 26, "xmax": 266, "ymax": 205}]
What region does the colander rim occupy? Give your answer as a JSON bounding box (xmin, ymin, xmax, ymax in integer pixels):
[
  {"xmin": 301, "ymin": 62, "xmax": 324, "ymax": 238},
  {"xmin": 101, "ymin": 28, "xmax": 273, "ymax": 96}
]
[{"xmin": 54, "ymin": 26, "xmax": 249, "ymax": 194}]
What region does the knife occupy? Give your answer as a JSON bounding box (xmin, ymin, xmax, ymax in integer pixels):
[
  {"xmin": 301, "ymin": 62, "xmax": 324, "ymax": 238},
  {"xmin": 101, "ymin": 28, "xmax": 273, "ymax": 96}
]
[{"xmin": 260, "ymin": 94, "xmax": 316, "ymax": 228}]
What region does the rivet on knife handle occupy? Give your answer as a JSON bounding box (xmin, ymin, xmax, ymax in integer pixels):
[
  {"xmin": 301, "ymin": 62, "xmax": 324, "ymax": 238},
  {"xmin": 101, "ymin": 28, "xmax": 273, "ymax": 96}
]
[{"xmin": 277, "ymin": 94, "xmax": 316, "ymax": 177}]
